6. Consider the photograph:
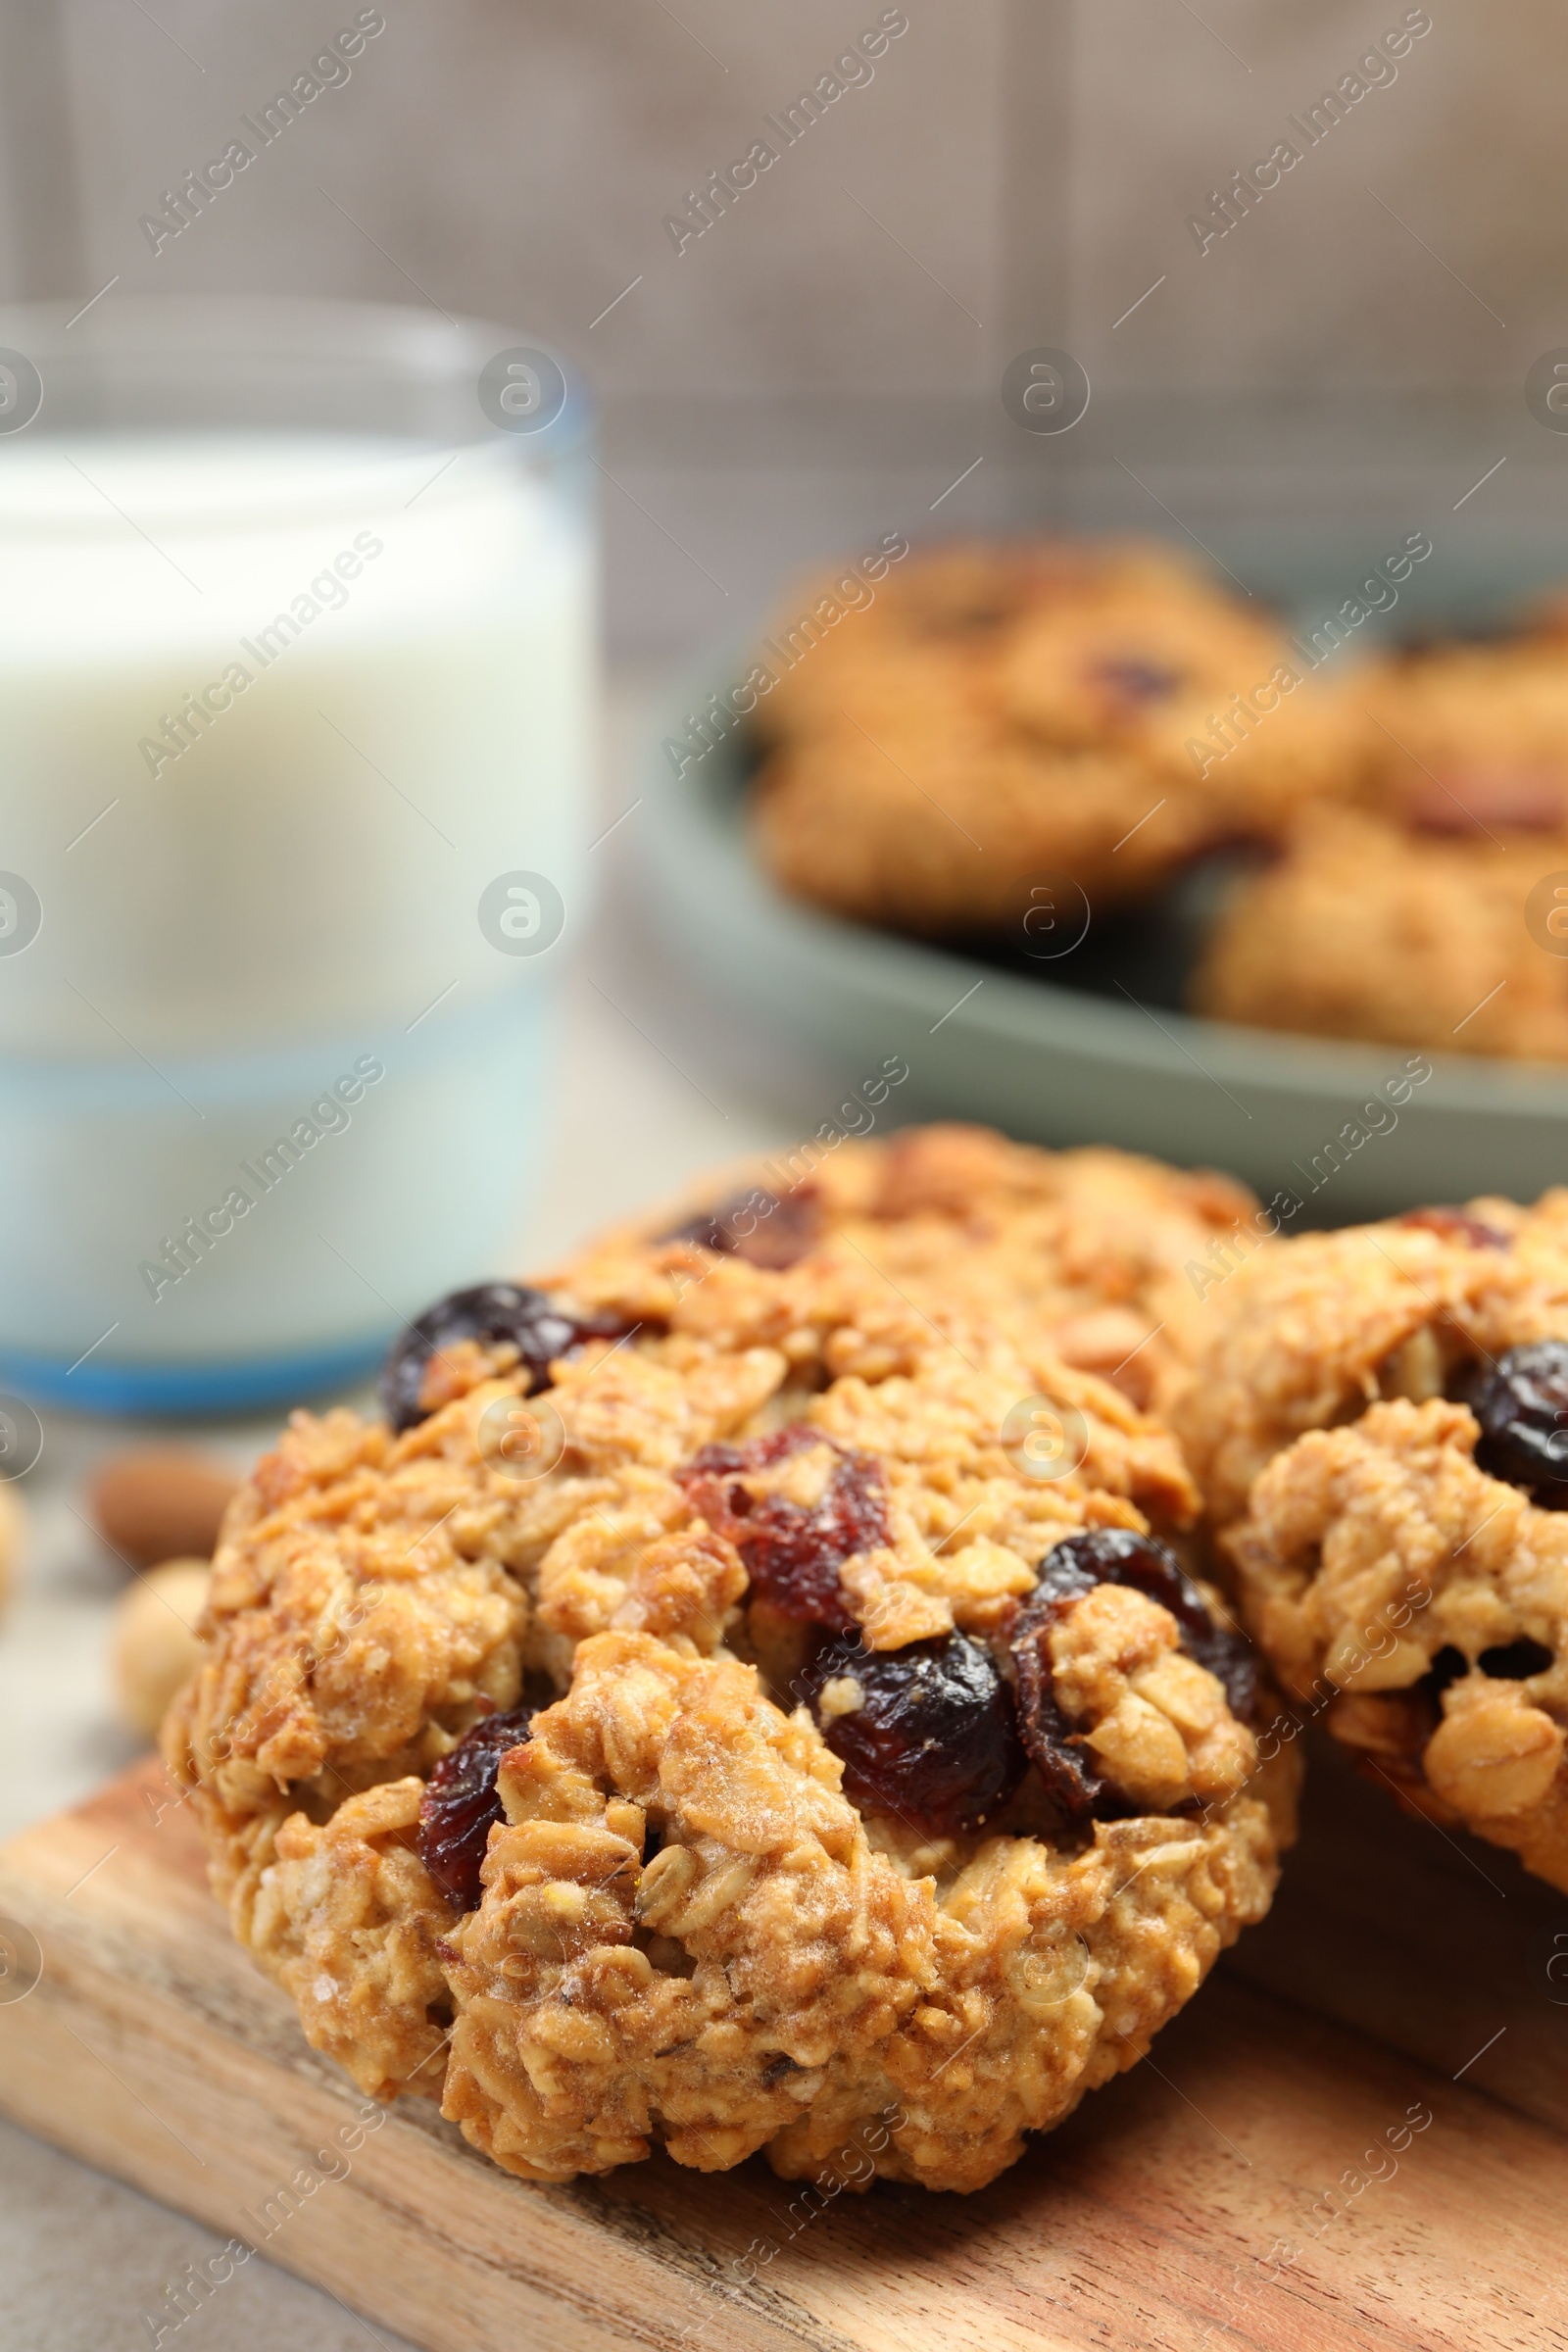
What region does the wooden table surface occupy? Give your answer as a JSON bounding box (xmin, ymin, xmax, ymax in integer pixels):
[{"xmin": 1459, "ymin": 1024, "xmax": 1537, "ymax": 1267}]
[{"xmin": 3, "ymin": 1731, "xmax": 1565, "ymax": 2352}]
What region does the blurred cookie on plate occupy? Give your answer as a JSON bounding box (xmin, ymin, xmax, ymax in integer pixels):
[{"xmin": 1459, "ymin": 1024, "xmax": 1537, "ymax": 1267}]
[
  {"xmin": 1356, "ymin": 636, "xmax": 1568, "ymax": 836},
  {"xmin": 750, "ymin": 537, "xmax": 1364, "ymax": 937},
  {"xmin": 1194, "ymin": 637, "xmax": 1568, "ymax": 1060},
  {"xmin": 748, "ymin": 538, "xmax": 1096, "ymax": 747},
  {"xmin": 1192, "ymin": 807, "xmax": 1568, "ymax": 1060}
]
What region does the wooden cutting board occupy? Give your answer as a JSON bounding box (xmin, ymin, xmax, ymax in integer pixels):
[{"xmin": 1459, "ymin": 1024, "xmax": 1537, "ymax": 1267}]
[{"xmin": 2, "ymin": 1737, "xmax": 1566, "ymax": 2352}]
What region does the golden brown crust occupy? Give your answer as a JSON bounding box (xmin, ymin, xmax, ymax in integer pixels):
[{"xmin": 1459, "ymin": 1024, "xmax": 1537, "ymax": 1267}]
[
  {"xmin": 441, "ymin": 1632, "xmax": 1282, "ymax": 2193},
  {"xmin": 1165, "ymin": 1197, "xmax": 1568, "ymax": 1529},
  {"xmin": 605, "ymin": 1122, "xmax": 1259, "ymax": 1409},
  {"xmin": 1047, "ymin": 1583, "xmax": 1256, "ymax": 1812},
  {"xmin": 1226, "ymin": 1396, "xmax": 1568, "ymax": 1891}
]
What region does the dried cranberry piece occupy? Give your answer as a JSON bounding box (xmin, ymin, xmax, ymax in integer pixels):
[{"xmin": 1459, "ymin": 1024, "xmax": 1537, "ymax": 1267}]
[
  {"xmin": 380, "ymin": 1283, "xmax": 636, "ymax": 1433},
  {"xmin": 663, "ymin": 1185, "xmax": 821, "ymax": 1271},
  {"xmin": 1094, "ymin": 655, "xmax": 1181, "ymax": 708},
  {"xmin": 685, "ymin": 1427, "xmax": 817, "ymax": 1482},
  {"xmin": 417, "ymin": 1705, "xmax": 533, "ymax": 1912},
  {"xmin": 1467, "ymin": 1342, "xmax": 1568, "ymax": 1507},
  {"xmin": 800, "ymin": 1632, "xmax": 1026, "ymax": 1834},
  {"xmin": 1398, "ymin": 1206, "xmax": 1512, "ymax": 1250},
  {"xmin": 1011, "ymin": 1529, "xmax": 1257, "ymax": 1826},
  {"xmin": 1010, "ymin": 1606, "xmax": 1123, "ymax": 1828},
  {"xmin": 1406, "ymin": 769, "xmax": 1566, "ymax": 836},
  {"xmin": 677, "ymin": 1425, "xmax": 885, "ymax": 1629}
]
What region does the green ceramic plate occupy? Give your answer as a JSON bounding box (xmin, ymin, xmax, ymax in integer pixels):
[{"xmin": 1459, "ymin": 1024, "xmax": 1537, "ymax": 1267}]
[{"xmin": 640, "ymin": 667, "xmax": 1568, "ymax": 1223}]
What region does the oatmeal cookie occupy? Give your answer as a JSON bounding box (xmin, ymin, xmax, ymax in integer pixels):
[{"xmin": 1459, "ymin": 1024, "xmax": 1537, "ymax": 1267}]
[
  {"xmin": 1193, "ymin": 634, "xmax": 1568, "ymax": 1057},
  {"xmin": 1356, "ymin": 638, "xmax": 1568, "ymax": 836},
  {"xmin": 1192, "ymin": 807, "xmax": 1568, "ymax": 1059},
  {"xmin": 754, "ymin": 700, "xmax": 1226, "ymax": 930},
  {"xmin": 1167, "ymin": 1192, "xmax": 1568, "ymax": 1530},
  {"xmin": 441, "ymin": 1596, "xmax": 1285, "ymax": 2193},
  {"xmin": 750, "ymin": 538, "xmax": 1154, "ymax": 745},
  {"xmin": 750, "ymin": 537, "xmax": 1360, "ymax": 935},
  {"xmin": 165, "ymin": 1139, "xmax": 1289, "ymax": 2178},
  {"xmin": 1226, "ymin": 1395, "xmax": 1568, "ymax": 1892}
]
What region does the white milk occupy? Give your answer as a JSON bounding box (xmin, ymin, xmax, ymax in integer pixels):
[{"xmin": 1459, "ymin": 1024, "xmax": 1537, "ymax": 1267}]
[{"xmin": 0, "ymin": 431, "xmax": 594, "ymax": 1406}]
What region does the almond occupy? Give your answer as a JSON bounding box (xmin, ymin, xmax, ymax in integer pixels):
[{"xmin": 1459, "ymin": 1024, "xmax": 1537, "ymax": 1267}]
[
  {"xmin": 89, "ymin": 1448, "xmax": 238, "ymax": 1569},
  {"xmin": 0, "ymin": 1478, "xmax": 24, "ymax": 1611},
  {"xmin": 111, "ymin": 1559, "xmax": 211, "ymax": 1740}
]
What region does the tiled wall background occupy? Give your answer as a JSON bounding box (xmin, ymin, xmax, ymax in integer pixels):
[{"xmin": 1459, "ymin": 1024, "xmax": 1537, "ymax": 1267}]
[{"xmin": 2, "ymin": 0, "xmax": 1565, "ymax": 644}]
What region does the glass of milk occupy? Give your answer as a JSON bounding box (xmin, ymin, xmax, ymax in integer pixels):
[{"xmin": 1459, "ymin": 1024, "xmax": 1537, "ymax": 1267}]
[{"xmin": 0, "ymin": 298, "xmax": 594, "ymax": 1412}]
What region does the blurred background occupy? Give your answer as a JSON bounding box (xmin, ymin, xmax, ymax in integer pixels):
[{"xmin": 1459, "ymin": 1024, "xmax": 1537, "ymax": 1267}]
[
  {"xmin": 2, "ymin": 0, "xmax": 1560, "ymax": 648},
  {"xmin": 3, "ymin": 10, "xmax": 1567, "ymax": 2339}
]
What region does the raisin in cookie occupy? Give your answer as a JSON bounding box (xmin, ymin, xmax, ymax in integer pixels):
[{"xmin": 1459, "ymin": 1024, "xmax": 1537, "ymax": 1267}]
[
  {"xmin": 750, "ymin": 537, "xmax": 1360, "ymax": 935},
  {"xmin": 1164, "ymin": 1192, "xmax": 1568, "ymax": 1530},
  {"xmin": 1226, "ymin": 1393, "xmax": 1568, "ymax": 1892},
  {"xmin": 165, "ymin": 1152, "xmax": 1288, "ymax": 2184}
]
